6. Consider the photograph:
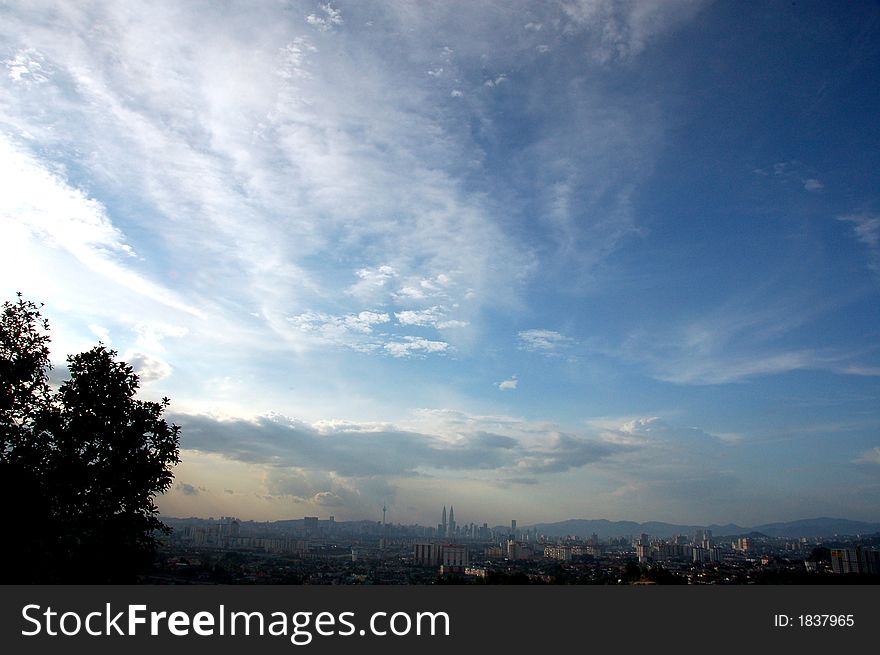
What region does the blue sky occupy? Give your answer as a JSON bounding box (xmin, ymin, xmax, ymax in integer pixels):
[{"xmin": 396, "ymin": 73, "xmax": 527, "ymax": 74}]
[{"xmin": 2, "ymin": 1, "xmax": 879, "ymax": 527}]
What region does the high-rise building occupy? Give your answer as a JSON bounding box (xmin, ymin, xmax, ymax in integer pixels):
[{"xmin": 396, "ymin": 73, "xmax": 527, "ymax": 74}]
[
  {"xmin": 414, "ymin": 543, "xmax": 441, "ymax": 566},
  {"xmin": 831, "ymin": 547, "xmax": 880, "ymax": 574},
  {"xmin": 415, "ymin": 542, "xmax": 468, "ymax": 571},
  {"xmin": 442, "ymin": 544, "xmax": 468, "ymax": 568},
  {"xmin": 448, "ymin": 506, "xmax": 456, "ymax": 538},
  {"xmin": 692, "ymin": 546, "xmax": 709, "ymax": 563}
]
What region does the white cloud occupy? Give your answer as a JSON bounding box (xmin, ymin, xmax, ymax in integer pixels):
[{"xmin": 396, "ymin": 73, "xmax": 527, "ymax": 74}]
[
  {"xmin": 306, "ymin": 3, "xmax": 343, "ymax": 32},
  {"xmin": 839, "ymin": 213, "xmax": 880, "ymax": 250},
  {"xmin": 394, "ymin": 305, "xmax": 468, "ymax": 330},
  {"xmin": 133, "ymin": 322, "xmax": 189, "ymax": 352},
  {"xmin": 347, "ymin": 266, "xmax": 398, "ymax": 301},
  {"xmin": 1, "ymin": 139, "xmax": 133, "ymax": 259},
  {"xmin": 560, "ymin": 0, "xmax": 705, "ymax": 63},
  {"xmin": 384, "ymin": 336, "xmax": 450, "ymax": 358},
  {"xmin": 854, "ymin": 447, "xmax": 880, "ymax": 466},
  {"xmin": 497, "ymin": 376, "xmax": 518, "ymax": 391},
  {"xmin": 88, "ymin": 323, "xmax": 111, "ymax": 344},
  {"xmin": 287, "ymin": 310, "xmax": 391, "ymax": 352},
  {"xmin": 286, "ymin": 310, "xmax": 458, "ymax": 358},
  {"xmin": 4, "ymin": 48, "xmax": 49, "ymax": 84},
  {"xmin": 0, "ymin": 133, "xmax": 203, "ymax": 320},
  {"xmin": 392, "ymin": 273, "xmax": 456, "ymax": 303},
  {"xmin": 484, "ymin": 74, "xmax": 507, "ymax": 88},
  {"xmin": 838, "ymin": 212, "xmax": 880, "ymax": 273},
  {"xmin": 837, "ymin": 365, "xmax": 880, "ymax": 377},
  {"xmin": 395, "ymin": 306, "xmax": 445, "ymax": 326},
  {"xmin": 518, "ymin": 329, "xmax": 575, "ymax": 354},
  {"xmin": 619, "ymin": 416, "xmax": 663, "ymax": 435},
  {"xmin": 124, "ymin": 350, "xmax": 173, "ymax": 383},
  {"xmin": 312, "ymin": 490, "xmax": 344, "ymax": 506},
  {"xmin": 348, "ymin": 311, "xmax": 390, "ymax": 332},
  {"xmin": 437, "ymin": 319, "xmax": 469, "ymax": 329},
  {"xmin": 766, "ymin": 160, "xmax": 826, "ymax": 194}
]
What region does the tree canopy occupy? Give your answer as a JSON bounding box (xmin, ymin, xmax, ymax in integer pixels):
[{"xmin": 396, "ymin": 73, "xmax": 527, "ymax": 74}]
[{"xmin": 0, "ymin": 294, "xmax": 180, "ymax": 583}]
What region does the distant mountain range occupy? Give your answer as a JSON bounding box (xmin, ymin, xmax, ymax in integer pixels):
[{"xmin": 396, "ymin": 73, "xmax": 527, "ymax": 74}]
[
  {"xmin": 165, "ymin": 515, "xmax": 880, "ymax": 539},
  {"xmin": 525, "ymin": 517, "xmax": 880, "ymax": 539}
]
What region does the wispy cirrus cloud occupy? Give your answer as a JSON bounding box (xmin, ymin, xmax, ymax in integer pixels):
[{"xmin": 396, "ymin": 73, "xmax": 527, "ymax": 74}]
[
  {"xmin": 607, "ymin": 287, "xmax": 880, "ymax": 384},
  {"xmin": 559, "ymin": 0, "xmax": 705, "ymax": 64},
  {"xmin": 0, "ymin": 1, "xmax": 535, "ymax": 366},
  {"xmin": 0, "ymin": 134, "xmax": 200, "ymax": 318},
  {"xmin": 0, "ymin": 0, "xmax": 694, "ymax": 374}
]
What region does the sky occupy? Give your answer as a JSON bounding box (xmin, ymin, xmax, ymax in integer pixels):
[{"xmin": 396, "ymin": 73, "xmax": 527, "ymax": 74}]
[{"xmin": 2, "ymin": 0, "xmax": 880, "ymax": 528}]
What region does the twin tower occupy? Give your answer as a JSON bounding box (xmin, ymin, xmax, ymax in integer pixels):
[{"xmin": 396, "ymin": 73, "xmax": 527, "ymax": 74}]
[{"xmin": 438, "ymin": 505, "xmax": 456, "ymax": 538}]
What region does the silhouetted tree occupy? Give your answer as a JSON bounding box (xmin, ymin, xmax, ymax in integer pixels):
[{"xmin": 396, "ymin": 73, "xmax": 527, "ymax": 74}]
[
  {"xmin": 622, "ymin": 560, "xmax": 642, "ymax": 583},
  {"xmin": 0, "ymin": 295, "xmax": 180, "ymax": 582},
  {"xmin": 0, "ymin": 294, "xmax": 52, "ymax": 453}
]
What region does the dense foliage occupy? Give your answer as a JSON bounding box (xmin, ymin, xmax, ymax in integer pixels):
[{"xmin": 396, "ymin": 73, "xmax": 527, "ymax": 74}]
[{"xmin": 0, "ymin": 295, "xmax": 180, "ymax": 582}]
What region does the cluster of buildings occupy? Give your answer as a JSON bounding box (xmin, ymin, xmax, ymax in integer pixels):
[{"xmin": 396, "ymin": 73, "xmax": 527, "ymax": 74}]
[
  {"xmin": 634, "ymin": 531, "xmax": 725, "ymax": 564},
  {"xmin": 830, "ymin": 546, "xmax": 880, "ymax": 574},
  {"xmin": 156, "ymin": 507, "xmax": 880, "ymax": 584},
  {"xmin": 174, "ymin": 516, "xmax": 329, "ymax": 554},
  {"xmin": 436, "ymin": 506, "xmax": 496, "ymax": 541},
  {"xmin": 413, "ymin": 542, "xmax": 469, "ymax": 574}
]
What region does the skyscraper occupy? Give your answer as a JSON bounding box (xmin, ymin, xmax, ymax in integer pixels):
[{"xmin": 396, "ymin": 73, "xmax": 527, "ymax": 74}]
[
  {"xmin": 831, "ymin": 547, "xmax": 880, "ymax": 574},
  {"xmin": 448, "ymin": 506, "xmax": 456, "ymax": 538}
]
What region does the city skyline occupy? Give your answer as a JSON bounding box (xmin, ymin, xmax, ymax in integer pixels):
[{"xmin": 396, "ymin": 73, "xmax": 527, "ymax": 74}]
[
  {"xmin": 2, "ymin": 1, "xmax": 880, "ymax": 528},
  {"xmin": 161, "ymin": 510, "xmax": 880, "ymax": 540}
]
